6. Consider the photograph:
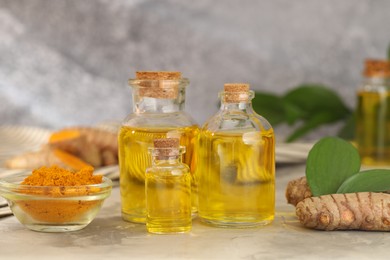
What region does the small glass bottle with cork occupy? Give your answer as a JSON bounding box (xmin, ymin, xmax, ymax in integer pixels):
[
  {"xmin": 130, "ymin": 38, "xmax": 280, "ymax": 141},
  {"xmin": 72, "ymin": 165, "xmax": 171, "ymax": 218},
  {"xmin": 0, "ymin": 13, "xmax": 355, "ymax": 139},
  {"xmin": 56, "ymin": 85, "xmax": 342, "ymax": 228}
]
[
  {"xmin": 356, "ymin": 59, "xmax": 390, "ymax": 166},
  {"xmin": 197, "ymin": 83, "xmax": 275, "ymax": 228},
  {"xmin": 119, "ymin": 71, "xmax": 199, "ymax": 223},
  {"xmin": 145, "ymin": 138, "xmax": 192, "ymax": 234}
]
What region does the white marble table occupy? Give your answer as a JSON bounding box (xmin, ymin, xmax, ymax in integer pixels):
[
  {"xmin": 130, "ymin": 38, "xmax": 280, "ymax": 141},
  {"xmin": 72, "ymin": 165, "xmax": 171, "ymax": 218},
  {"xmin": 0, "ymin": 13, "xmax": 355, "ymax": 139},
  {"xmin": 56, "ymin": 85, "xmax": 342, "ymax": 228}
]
[{"xmin": 1, "ymin": 164, "xmax": 389, "ymax": 260}]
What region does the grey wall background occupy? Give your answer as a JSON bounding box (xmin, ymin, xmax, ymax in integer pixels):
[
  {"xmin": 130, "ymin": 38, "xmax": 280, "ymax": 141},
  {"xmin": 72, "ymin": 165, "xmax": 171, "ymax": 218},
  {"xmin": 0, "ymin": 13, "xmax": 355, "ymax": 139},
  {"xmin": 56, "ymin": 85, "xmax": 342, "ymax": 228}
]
[{"xmin": 1, "ymin": 0, "xmax": 389, "ymax": 139}]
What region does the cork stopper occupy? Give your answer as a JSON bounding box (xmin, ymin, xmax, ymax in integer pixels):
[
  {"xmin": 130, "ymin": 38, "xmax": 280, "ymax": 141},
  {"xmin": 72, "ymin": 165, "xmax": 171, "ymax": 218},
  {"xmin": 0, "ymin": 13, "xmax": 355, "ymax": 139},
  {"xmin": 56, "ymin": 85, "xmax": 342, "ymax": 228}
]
[
  {"xmin": 224, "ymin": 83, "xmax": 250, "ymax": 92},
  {"xmin": 223, "ymin": 83, "xmax": 250, "ymax": 102},
  {"xmin": 135, "ymin": 71, "xmax": 181, "ymax": 99},
  {"xmin": 153, "ymin": 138, "xmax": 180, "ymax": 158},
  {"xmin": 363, "ymin": 59, "xmax": 390, "ymax": 78},
  {"xmin": 136, "ymin": 71, "xmax": 181, "ymax": 80}
]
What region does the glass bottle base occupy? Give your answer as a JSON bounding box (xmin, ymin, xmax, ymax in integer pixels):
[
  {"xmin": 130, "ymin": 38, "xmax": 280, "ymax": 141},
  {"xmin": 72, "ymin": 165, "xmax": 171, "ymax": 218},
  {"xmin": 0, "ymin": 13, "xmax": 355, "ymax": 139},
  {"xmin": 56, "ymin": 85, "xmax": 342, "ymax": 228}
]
[
  {"xmin": 121, "ymin": 212, "xmax": 197, "ymax": 223},
  {"xmin": 121, "ymin": 212, "xmax": 146, "ymax": 224},
  {"xmin": 147, "ymin": 226, "xmax": 192, "ymax": 234},
  {"xmin": 147, "ymin": 220, "xmax": 192, "ymax": 234},
  {"xmin": 199, "ymin": 215, "xmax": 274, "ymax": 228}
]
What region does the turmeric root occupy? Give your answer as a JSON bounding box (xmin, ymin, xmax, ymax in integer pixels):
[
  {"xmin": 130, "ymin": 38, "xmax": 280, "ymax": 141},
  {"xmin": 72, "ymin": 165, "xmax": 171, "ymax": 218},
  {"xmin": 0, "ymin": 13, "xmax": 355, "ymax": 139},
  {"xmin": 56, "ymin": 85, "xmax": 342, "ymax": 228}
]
[
  {"xmin": 6, "ymin": 126, "xmax": 118, "ymax": 170},
  {"xmin": 49, "ymin": 129, "xmax": 102, "ymax": 167},
  {"xmin": 50, "ymin": 127, "xmax": 118, "ymax": 165},
  {"xmin": 296, "ymin": 192, "xmax": 390, "ymax": 231},
  {"xmin": 101, "ymin": 149, "xmax": 118, "ymax": 166},
  {"xmin": 69, "ymin": 127, "xmax": 118, "ymax": 155},
  {"xmin": 5, "ymin": 148, "xmax": 91, "ymax": 171},
  {"xmin": 285, "ymin": 176, "xmax": 312, "ymax": 206}
]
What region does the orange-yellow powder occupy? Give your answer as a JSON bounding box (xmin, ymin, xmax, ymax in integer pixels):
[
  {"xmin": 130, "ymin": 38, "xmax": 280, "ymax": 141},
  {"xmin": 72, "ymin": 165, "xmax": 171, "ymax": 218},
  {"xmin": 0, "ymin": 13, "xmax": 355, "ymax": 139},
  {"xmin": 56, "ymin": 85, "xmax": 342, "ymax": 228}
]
[
  {"xmin": 22, "ymin": 165, "xmax": 102, "ymax": 186},
  {"xmin": 18, "ymin": 165, "xmax": 105, "ymax": 223}
]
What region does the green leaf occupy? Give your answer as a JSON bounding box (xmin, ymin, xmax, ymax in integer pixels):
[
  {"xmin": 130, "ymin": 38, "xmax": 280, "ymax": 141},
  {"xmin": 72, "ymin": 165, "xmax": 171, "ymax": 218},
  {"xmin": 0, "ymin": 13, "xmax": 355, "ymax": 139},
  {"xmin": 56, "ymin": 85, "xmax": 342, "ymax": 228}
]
[
  {"xmin": 337, "ymin": 113, "xmax": 356, "ymax": 140},
  {"xmin": 306, "ymin": 137, "xmax": 361, "ymax": 196},
  {"xmin": 252, "ymin": 92, "xmax": 286, "ymax": 126},
  {"xmin": 283, "ymin": 84, "xmax": 352, "ymax": 142},
  {"xmin": 282, "ymin": 101, "xmax": 305, "ymax": 125},
  {"xmin": 388, "ymin": 42, "xmax": 390, "ymax": 60},
  {"xmin": 283, "ymin": 84, "xmax": 351, "ymax": 119},
  {"xmin": 252, "ymin": 85, "xmax": 353, "ymax": 142},
  {"xmin": 337, "ymin": 169, "xmax": 390, "ymax": 193},
  {"xmin": 286, "ymin": 112, "xmax": 336, "ymax": 142}
]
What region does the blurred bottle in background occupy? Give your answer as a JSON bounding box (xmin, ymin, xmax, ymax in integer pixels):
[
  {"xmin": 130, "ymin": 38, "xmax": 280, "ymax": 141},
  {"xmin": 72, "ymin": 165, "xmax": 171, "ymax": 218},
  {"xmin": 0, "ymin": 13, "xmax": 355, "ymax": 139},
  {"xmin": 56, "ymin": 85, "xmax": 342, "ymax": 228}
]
[{"xmin": 356, "ymin": 59, "xmax": 390, "ymax": 166}]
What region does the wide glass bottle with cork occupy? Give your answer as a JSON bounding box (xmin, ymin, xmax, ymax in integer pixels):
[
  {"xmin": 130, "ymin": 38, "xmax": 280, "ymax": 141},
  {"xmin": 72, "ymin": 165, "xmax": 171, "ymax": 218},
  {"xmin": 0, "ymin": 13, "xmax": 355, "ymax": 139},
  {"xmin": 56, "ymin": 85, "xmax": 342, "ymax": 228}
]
[
  {"xmin": 119, "ymin": 71, "xmax": 199, "ymax": 223},
  {"xmin": 197, "ymin": 83, "xmax": 275, "ymax": 228},
  {"xmin": 145, "ymin": 138, "xmax": 192, "ymax": 234},
  {"xmin": 356, "ymin": 59, "xmax": 390, "ymax": 166}
]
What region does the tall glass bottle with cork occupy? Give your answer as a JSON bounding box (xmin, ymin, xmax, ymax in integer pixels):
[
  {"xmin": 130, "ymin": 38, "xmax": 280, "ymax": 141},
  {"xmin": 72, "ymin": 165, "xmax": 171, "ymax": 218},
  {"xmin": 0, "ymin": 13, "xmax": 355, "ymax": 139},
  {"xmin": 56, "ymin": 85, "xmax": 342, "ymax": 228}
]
[
  {"xmin": 197, "ymin": 83, "xmax": 275, "ymax": 228},
  {"xmin": 119, "ymin": 71, "xmax": 199, "ymax": 223},
  {"xmin": 356, "ymin": 59, "xmax": 390, "ymax": 165}
]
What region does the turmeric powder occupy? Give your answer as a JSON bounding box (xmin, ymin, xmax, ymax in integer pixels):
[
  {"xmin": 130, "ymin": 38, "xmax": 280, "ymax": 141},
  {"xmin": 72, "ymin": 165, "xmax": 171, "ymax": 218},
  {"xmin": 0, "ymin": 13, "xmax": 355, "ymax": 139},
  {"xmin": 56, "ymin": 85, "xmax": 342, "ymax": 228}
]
[
  {"xmin": 22, "ymin": 165, "xmax": 102, "ymax": 186},
  {"xmin": 18, "ymin": 165, "xmax": 105, "ymax": 223}
]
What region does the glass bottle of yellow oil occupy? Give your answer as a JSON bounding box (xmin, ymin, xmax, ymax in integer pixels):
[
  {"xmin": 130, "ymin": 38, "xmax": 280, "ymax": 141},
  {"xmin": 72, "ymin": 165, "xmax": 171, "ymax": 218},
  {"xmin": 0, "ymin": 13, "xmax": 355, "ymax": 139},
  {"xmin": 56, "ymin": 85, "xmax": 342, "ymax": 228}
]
[
  {"xmin": 356, "ymin": 59, "xmax": 390, "ymax": 166},
  {"xmin": 146, "ymin": 138, "xmax": 192, "ymax": 234},
  {"xmin": 119, "ymin": 71, "xmax": 199, "ymax": 223},
  {"xmin": 197, "ymin": 83, "xmax": 275, "ymax": 228}
]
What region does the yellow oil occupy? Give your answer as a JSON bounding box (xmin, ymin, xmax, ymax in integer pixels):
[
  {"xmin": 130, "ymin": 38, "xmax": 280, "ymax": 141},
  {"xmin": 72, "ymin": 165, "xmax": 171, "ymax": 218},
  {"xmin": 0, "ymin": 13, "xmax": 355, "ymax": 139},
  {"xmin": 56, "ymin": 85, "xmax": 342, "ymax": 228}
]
[
  {"xmin": 118, "ymin": 125, "xmax": 199, "ymax": 223},
  {"xmin": 197, "ymin": 129, "xmax": 275, "ymax": 227},
  {"xmin": 357, "ymin": 91, "xmax": 390, "ymax": 166},
  {"xmin": 146, "ymin": 167, "xmax": 192, "ymax": 234}
]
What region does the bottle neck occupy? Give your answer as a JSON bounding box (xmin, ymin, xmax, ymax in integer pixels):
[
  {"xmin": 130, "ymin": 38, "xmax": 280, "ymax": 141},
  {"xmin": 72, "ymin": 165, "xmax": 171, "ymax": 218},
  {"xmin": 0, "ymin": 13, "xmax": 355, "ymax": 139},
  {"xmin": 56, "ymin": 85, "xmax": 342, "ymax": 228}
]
[
  {"xmin": 363, "ymin": 76, "xmax": 390, "ymax": 86},
  {"xmin": 129, "ymin": 79, "xmax": 188, "ymax": 114},
  {"xmin": 218, "ymin": 90, "xmax": 255, "ymax": 113},
  {"xmin": 220, "ymin": 100, "xmax": 255, "ymax": 113},
  {"xmin": 133, "ymin": 97, "xmax": 185, "ymax": 113},
  {"xmin": 151, "ymin": 156, "xmax": 183, "ymax": 166},
  {"xmin": 149, "ymin": 146, "xmax": 185, "ymax": 166}
]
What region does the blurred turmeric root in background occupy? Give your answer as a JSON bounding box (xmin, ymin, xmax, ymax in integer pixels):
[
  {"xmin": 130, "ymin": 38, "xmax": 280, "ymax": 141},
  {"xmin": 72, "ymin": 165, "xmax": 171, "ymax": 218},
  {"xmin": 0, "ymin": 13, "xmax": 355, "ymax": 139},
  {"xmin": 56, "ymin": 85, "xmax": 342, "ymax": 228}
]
[{"xmin": 6, "ymin": 127, "xmax": 118, "ymax": 171}]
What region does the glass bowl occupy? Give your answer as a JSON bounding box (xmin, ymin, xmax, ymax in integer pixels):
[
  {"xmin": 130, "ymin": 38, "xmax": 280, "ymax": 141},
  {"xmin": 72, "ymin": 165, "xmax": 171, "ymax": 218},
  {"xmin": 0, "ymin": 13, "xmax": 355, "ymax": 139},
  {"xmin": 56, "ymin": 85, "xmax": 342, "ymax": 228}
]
[{"xmin": 0, "ymin": 173, "xmax": 112, "ymax": 232}]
